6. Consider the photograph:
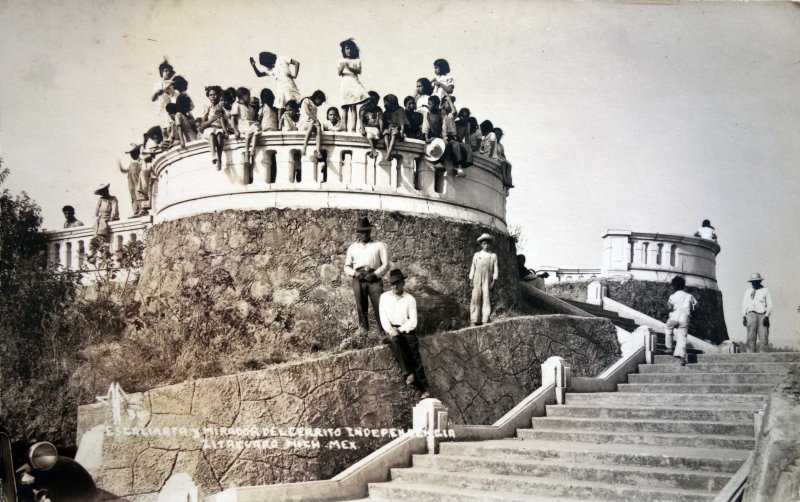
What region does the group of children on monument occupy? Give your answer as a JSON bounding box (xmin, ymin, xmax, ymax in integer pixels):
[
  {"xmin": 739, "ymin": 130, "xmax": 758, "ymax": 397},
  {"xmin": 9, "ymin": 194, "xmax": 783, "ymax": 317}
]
[{"xmin": 144, "ymin": 40, "xmax": 513, "ymax": 190}]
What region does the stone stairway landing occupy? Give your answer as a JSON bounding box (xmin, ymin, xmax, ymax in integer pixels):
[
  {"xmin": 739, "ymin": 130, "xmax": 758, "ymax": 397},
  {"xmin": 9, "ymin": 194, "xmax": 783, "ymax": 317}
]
[{"xmin": 351, "ymin": 352, "xmax": 799, "ymax": 501}]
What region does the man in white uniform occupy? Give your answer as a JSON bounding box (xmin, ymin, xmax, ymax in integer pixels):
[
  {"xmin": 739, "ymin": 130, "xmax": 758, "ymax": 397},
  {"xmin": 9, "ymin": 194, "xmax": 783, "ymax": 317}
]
[{"xmin": 742, "ymin": 272, "xmax": 773, "ymax": 353}]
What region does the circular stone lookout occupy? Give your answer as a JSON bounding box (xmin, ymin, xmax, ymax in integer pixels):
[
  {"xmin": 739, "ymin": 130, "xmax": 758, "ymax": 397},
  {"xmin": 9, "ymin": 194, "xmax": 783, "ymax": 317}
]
[{"xmin": 136, "ymin": 132, "xmax": 520, "ymax": 349}]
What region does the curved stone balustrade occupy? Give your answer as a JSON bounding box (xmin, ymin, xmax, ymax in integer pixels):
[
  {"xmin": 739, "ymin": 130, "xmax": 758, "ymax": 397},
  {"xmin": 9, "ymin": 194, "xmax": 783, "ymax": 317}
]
[
  {"xmin": 45, "ymin": 216, "xmax": 151, "ymax": 271},
  {"xmin": 150, "ymin": 132, "xmax": 508, "ymax": 231},
  {"xmin": 602, "ymin": 230, "xmax": 721, "ymax": 289}
]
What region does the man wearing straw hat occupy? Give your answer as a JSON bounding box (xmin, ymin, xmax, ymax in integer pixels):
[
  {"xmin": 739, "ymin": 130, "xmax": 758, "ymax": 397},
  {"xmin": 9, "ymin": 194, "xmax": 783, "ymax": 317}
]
[
  {"xmin": 742, "ymin": 272, "xmax": 773, "ymax": 353},
  {"xmin": 469, "ymin": 233, "xmax": 499, "ymax": 326},
  {"xmin": 344, "ymin": 216, "xmax": 390, "ymax": 335},
  {"xmin": 379, "ymin": 269, "xmax": 430, "ymax": 399},
  {"xmin": 89, "ymin": 183, "xmax": 120, "ymax": 258}
]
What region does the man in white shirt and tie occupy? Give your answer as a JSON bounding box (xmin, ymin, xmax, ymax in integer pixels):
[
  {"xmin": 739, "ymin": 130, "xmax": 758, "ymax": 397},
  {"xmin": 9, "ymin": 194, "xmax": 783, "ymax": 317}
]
[
  {"xmin": 344, "ymin": 217, "xmax": 389, "ymax": 335},
  {"xmin": 379, "ymin": 269, "xmax": 430, "ymax": 400},
  {"xmin": 742, "ymin": 272, "xmax": 773, "ymax": 353}
]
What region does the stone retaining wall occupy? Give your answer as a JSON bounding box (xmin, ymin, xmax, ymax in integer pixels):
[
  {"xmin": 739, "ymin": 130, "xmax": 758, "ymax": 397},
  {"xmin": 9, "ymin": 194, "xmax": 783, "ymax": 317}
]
[
  {"xmin": 744, "ymin": 366, "xmax": 800, "ymax": 501},
  {"xmin": 546, "ymin": 278, "xmax": 729, "ymax": 344},
  {"xmin": 77, "ymin": 315, "xmax": 619, "ymax": 501},
  {"xmin": 137, "ymin": 208, "xmax": 520, "ymax": 356}
]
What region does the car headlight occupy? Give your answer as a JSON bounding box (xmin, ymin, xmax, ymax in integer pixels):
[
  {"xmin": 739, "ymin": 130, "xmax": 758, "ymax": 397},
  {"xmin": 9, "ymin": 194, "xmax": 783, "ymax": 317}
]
[{"xmin": 28, "ymin": 442, "xmax": 57, "ymax": 471}]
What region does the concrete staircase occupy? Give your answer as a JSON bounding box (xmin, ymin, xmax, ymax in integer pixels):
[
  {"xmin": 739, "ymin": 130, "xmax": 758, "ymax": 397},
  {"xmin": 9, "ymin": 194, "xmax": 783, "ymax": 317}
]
[{"xmin": 352, "ymin": 352, "xmax": 800, "ymax": 501}]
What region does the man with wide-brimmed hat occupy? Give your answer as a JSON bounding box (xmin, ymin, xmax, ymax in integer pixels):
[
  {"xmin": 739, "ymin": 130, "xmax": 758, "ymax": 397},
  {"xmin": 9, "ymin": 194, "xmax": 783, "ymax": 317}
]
[
  {"xmin": 379, "ymin": 269, "xmax": 430, "ymax": 399},
  {"xmin": 742, "ymin": 272, "xmax": 773, "ymax": 352},
  {"xmin": 344, "ymin": 216, "xmax": 389, "ymax": 334},
  {"xmin": 89, "ymin": 183, "xmax": 120, "ymax": 258},
  {"xmin": 469, "ymin": 233, "xmax": 499, "ymax": 326}
]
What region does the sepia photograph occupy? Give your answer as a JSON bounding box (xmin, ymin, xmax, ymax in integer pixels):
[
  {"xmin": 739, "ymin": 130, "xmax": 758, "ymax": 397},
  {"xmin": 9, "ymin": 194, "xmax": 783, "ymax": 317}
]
[{"xmin": 1, "ymin": 1, "xmax": 798, "ymax": 500}]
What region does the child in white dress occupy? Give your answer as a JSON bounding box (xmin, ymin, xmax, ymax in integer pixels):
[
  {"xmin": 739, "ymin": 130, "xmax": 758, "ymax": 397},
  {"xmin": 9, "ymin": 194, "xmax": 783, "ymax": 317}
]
[
  {"xmin": 250, "ymin": 52, "xmax": 302, "ymax": 128},
  {"xmin": 432, "ymin": 58, "xmax": 454, "ymax": 99},
  {"xmin": 258, "ymin": 89, "xmax": 279, "ymax": 132},
  {"xmin": 338, "ymin": 39, "xmax": 370, "ymax": 132}
]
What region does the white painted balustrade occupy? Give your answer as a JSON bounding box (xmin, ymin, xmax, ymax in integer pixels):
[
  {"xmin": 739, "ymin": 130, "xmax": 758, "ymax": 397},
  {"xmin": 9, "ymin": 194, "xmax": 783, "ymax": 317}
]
[
  {"xmin": 150, "ymin": 132, "xmax": 508, "ymax": 230},
  {"xmin": 45, "ymin": 217, "xmax": 150, "ymax": 271}
]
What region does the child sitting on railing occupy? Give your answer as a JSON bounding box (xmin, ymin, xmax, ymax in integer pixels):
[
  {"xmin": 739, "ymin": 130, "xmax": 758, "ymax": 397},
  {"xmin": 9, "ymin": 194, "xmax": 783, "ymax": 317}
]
[
  {"xmin": 199, "ymin": 86, "xmax": 227, "ymax": 168},
  {"xmin": 414, "ymin": 78, "xmax": 433, "ymax": 111},
  {"xmin": 259, "ymin": 89, "xmax": 279, "ymax": 132},
  {"xmin": 467, "ymin": 117, "xmax": 481, "ymax": 151},
  {"xmin": 299, "ymin": 90, "xmax": 327, "ymax": 160},
  {"xmin": 382, "ymin": 94, "xmax": 409, "ymax": 160},
  {"xmin": 323, "ymin": 107, "xmax": 346, "ymax": 132},
  {"xmin": 280, "ymin": 100, "xmax": 300, "ymax": 131},
  {"xmin": 403, "ymin": 96, "xmax": 423, "ymax": 140},
  {"xmin": 166, "ymin": 102, "xmax": 196, "ymax": 148},
  {"xmin": 359, "ymin": 91, "xmax": 383, "ymax": 159},
  {"xmin": 478, "ymin": 120, "xmax": 496, "ymax": 158},
  {"xmin": 494, "ymin": 127, "xmax": 513, "ymax": 191},
  {"xmin": 231, "ymin": 87, "xmax": 260, "ymax": 169}
]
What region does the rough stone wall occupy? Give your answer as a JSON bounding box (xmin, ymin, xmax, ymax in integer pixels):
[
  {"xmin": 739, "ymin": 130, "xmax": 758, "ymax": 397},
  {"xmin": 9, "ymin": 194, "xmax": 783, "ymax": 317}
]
[
  {"xmin": 547, "ymin": 278, "xmax": 729, "ymax": 344},
  {"xmin": 745, "ymin": 366, "xmax": 800, "ymax": 502},
  {"xmin": 137, "ymin": 208, "xmax": 520, "ymax": 355},
  {"xmin": 78, "ymin": 315, "xmax": 618, "ymax": 501}
]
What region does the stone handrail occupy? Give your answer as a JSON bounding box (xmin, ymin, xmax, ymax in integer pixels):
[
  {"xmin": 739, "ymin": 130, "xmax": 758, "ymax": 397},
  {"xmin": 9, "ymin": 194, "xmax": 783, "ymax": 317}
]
[
  {"xmin": 44, "ymin": 216, "xmax": 151, "ymax": 271},
  {"xmin": 204, "ymin": 347, "xmax": 642, "ymax": 502},
  {"xmin": 150, "ymin": 132, "xmax": 508, "ymax": 231},
  {"xmin": 601, "ymin": 296, "xmax": 736, "ymax": 354},
  {"xmin": 602, "ymin": 229, "xmax": 721, "ymax": 289}
]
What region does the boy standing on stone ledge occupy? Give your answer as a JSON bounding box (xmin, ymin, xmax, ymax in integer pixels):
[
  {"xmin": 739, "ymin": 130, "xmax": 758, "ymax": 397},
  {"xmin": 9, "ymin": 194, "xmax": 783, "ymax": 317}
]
[
  {"xmin": 344, "ymin": 217, "xmax": 389, "ymax": 336},
  {"xmin": 469, "ymin": 233, "xmax": 499, "ymax": 326},
  {"xmin": 380, "ymin": 269, "xmax": 430, "ymax": 400}
]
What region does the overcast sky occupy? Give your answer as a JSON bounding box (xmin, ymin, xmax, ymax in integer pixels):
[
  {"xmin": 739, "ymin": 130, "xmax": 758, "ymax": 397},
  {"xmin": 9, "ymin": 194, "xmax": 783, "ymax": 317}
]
[{"xmin": 1, "ymin": 0, "xmax": 798, "ymax": 348}]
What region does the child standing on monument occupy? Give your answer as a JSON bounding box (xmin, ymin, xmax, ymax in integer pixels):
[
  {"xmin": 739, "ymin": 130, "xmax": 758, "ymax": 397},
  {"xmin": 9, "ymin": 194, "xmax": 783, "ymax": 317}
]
[
  {"xmin": 431, "ymin": 58, "xmax": 454, "ymax": 99},
  {"xmin": 338, "ymin": 39, "xmax": 371, "ymax": 132},
  {"xmin": 469, "ymin": 234, "xmax": 499, "ymax": 326},
  {"xmin": 249, "ymin": 52, "xmax": 302, "ymax": 127}
]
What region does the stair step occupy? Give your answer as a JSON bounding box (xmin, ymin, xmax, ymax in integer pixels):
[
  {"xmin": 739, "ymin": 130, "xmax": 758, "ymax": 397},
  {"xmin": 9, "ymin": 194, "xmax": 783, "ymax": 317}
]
[
  {"xmin": 530, "ymin": 416, "xmax": 751, "ymax": 436},
  {"xmin": 411, "ymin": 454, "xmax": 733, "ymax": 491},
  {"xmin": 653, "ymin": 355, "xmax": 698, "ymax": 364},
  {"xmin": 616, "ymin": 383, "xmax": 773, "ymax": 394},
  {"xmin": 545, "ymin": 404, "xmax": 755, "ymax": 422},
  {"xmin": 637, "ymin": 362, "xmax": 800, "ymax": 374},
  {"xmin": 365, "ymin": 480, "xmax": 589, "ymax": 502},
  {"xmin": 628, "ymin": 372, "xmax": 786, "ymax": 384},
  {"xmin": 438, "ymin": 440, "xmax": 748, "ymax": 473},
  {"xmin": 383, "ymin": 468, "xmax": 717, "ymax": 501},
  {"xmin": 566, "ymin": 392, "xmax": 766, "ymax": 407},
  {"xmin": 519, "ymin": 429, "xmax": 755, "ymax": 450},
  {"xmin": 698, "ymin": 352, "xmax": 800, "ymax": 363}
]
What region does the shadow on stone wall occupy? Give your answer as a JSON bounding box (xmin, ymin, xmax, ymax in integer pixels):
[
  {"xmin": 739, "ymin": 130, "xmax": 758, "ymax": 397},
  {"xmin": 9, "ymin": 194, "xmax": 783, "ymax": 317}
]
[
  {"xmin": 547, "ymin": 279, "xmax": 729, "ymax": 344},
  {"xmin": 77, "ymin": 315, "xmax": 618, "ymax": 500}
]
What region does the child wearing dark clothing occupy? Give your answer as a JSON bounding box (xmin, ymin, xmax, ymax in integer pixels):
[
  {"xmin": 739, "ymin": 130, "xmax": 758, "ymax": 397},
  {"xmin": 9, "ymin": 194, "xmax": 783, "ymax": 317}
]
[
  {"xmin": 403, "ymin": 96, "xmax": 423, "ymax": 140},
  {"xmin": 382, "ymin": 94, "xmax": 409, "ymax": 159},
  {"xmin": 359, "ymin": 91, "xmax": 383, "ymax": 158}
]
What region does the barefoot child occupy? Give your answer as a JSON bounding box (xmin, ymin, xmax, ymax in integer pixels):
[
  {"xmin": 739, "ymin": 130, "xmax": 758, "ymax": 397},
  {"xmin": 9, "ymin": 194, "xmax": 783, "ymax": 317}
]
[
  {"xmin": 338, "ymin": 39, "xmax": 370, "ymax": 132},
  {"xmin": 359, "ymin": 91, "xmax": 383, "ymax": 158},
  {"xmin": 200, "ymin": 86, "xmax": 227, "ymax": 168},
  {"xmin": 250, "ymin": 52, "xmax": 302, "ymax": 126},
  {"xmin": 382, "ymin": 94, "xmax": 409, "ymax": 159},
  {"xmin": 469, "ymin": 234, "xmax": 498, "ymax": 326},
  {"xmin": 231, "ymin": 87, "xmax": 260, "ymax": 168},
  {"xmin": 299, "ymin": 90, "xmax": 327, "ymax": 160}
]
